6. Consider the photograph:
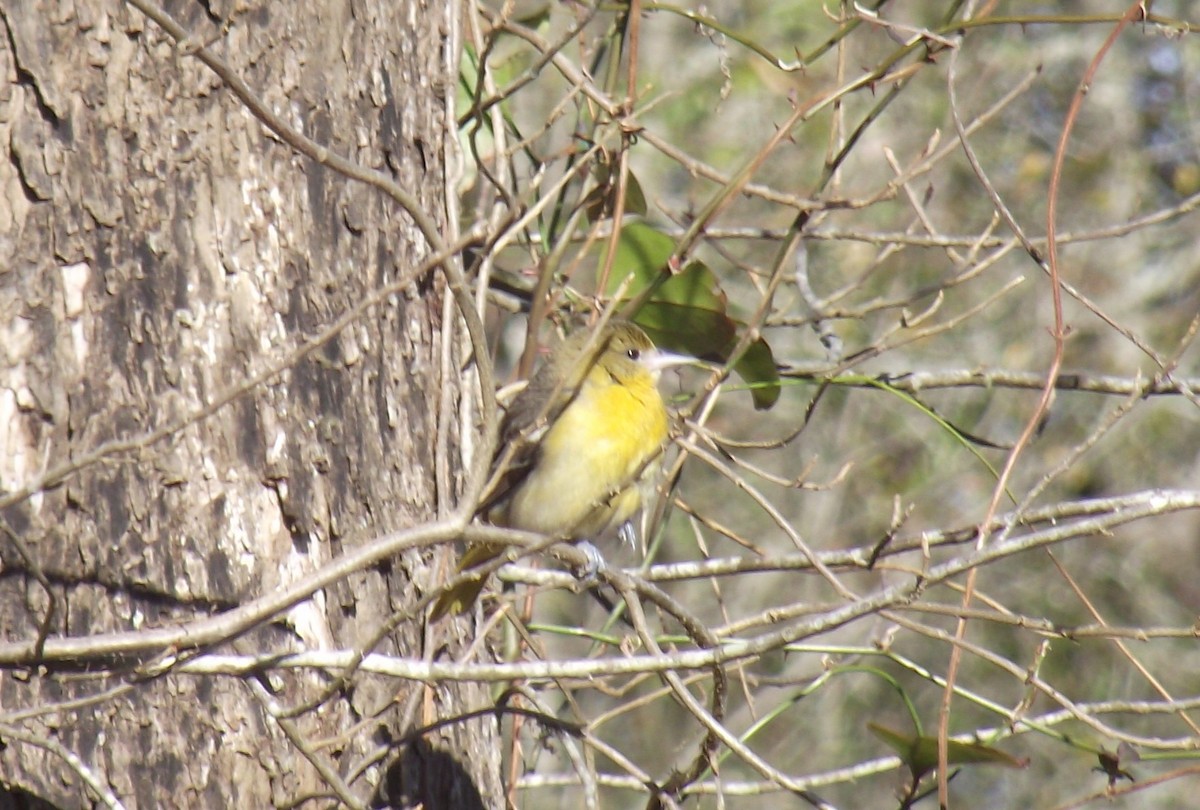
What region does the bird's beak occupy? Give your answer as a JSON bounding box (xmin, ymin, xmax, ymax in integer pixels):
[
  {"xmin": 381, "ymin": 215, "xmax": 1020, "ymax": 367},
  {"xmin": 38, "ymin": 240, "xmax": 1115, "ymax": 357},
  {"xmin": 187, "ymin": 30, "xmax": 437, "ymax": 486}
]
[{"xmin": 643, "ymin": 349, "xmax": 693, "ymax": 373}]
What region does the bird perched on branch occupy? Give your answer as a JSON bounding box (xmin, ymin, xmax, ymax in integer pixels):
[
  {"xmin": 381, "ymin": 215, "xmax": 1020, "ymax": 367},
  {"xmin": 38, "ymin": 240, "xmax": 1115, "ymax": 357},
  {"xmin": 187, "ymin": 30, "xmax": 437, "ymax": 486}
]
[{"xmin": 431, "ymin": 320, "xmax": 686, "ymax": 619}]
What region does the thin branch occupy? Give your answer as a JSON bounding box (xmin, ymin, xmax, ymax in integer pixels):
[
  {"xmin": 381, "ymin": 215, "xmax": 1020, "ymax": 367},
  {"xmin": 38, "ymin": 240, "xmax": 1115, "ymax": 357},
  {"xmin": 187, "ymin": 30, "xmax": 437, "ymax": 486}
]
[{"xmin": 0, "ymin": 723, "xmax": 125, "ymax": 809}]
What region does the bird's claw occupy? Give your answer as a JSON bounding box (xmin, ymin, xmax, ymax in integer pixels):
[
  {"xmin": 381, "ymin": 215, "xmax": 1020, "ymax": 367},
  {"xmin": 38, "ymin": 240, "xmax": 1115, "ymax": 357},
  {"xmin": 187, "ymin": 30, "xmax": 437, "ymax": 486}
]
[
  {"xmin": 617, "ymin": 520, "xmax": 637, "ymax": 549},
  {"xmin": 573, "ymin": 540, "xmax": 606, "ymax": 588}
]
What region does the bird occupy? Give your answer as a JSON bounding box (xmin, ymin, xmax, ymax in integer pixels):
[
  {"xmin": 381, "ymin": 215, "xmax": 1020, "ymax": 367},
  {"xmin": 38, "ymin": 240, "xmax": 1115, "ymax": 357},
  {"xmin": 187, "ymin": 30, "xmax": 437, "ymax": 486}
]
[{"xmin": 431, "ymin": 320, "xmax": 685, "ymax": 619}]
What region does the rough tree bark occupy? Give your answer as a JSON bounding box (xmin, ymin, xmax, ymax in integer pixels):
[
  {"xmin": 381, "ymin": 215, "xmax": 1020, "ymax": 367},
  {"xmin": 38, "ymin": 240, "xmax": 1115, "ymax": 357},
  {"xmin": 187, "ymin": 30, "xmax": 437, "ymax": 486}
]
[{"xmin": 0, "ymin": 1, "xmax": 499, "ymax": 807}]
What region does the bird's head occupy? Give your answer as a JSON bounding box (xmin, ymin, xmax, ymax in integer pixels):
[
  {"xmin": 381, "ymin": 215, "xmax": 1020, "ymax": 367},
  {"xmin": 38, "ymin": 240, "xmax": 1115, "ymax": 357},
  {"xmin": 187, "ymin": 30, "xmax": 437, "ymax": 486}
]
[{"xmin": 592, "ymin": 322, "xmax": 690, "ymax": 387}]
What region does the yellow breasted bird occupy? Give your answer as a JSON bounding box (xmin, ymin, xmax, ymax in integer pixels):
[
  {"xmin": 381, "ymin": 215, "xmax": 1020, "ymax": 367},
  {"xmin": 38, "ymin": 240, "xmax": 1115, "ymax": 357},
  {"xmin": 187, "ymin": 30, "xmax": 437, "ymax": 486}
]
[{"xmin": 431, "ymin": 320, "xmax": 685, "ymax": 618}]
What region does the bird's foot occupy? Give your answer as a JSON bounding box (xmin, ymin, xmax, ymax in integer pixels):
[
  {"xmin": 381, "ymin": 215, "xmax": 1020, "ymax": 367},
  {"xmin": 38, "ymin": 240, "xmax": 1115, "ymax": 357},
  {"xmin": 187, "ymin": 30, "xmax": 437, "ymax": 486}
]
[
  {"xmin": 573, "ymin": 540, "xmax": 607, "ymax": 588},
  {"xmin": 617, "ymin": 520, "xmax": 637, "ymax": 549}
]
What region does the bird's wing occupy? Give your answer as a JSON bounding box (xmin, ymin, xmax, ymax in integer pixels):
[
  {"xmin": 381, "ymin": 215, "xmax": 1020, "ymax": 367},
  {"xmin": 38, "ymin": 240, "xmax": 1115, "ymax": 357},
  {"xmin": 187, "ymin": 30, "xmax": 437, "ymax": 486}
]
[
  {"xmin": 476, "ymin": 366, "xmax": 570, "ymax": 517},
  {"xmin": 476, "ymin": 327, "xmax": 612, "ymax": 518}
]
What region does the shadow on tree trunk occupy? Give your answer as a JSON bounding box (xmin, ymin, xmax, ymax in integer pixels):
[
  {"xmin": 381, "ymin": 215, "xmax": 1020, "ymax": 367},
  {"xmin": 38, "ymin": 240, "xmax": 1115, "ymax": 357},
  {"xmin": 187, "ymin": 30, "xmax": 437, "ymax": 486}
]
[{"xmin": 374, "ymin": 739, "xmax": 487, "ymax": 810}]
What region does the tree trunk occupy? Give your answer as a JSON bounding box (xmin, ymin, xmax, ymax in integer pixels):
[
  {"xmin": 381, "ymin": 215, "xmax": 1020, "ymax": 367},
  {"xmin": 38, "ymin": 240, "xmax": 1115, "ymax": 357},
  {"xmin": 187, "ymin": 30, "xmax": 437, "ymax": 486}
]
[{"xmin": 0, "ymin": 1, "xmax": 499, "ymax": 807}]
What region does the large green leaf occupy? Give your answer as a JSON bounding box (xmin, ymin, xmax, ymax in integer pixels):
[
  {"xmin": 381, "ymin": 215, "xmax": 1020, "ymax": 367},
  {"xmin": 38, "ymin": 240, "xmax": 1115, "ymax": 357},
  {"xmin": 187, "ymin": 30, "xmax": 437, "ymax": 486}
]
[{"xmin": 602, "ymin": 221, "xmax": 780, "ymax": 409}]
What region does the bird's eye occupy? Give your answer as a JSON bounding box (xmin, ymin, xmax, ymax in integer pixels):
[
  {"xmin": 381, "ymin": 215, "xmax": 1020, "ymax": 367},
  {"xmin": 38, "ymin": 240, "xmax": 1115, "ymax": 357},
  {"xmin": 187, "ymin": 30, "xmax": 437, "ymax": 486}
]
[{"xmin": 626, "ymin": 348, "xmax": 641, "ymax": 361}]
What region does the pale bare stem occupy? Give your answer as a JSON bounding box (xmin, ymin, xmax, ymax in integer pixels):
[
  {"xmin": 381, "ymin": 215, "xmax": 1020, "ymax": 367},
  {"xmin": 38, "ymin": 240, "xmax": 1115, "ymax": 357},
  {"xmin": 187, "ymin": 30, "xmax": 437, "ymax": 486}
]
[
  {"xmin": 688, "ymin": 429, "xmax": 849, "ymax": 496},
  {"xmin": 241, "ymin": 673, "xmax": 366, "ymax": 810},
  {"xmin": 502, "ymin": 80, "xmax": 588, "ymax": 158},
  {"xmin": 680, "ymin": 438, "xmax": 855, "ymax": 599},
  {"xmin": 0, "ymin": 724, "xmax": 126, "ymax": 810},
  {"xmin": 1004, "ymin": 383, "xmax": 1146, "ymax": 537},
  {"xmin": 490, "ymin": 144, "xmax": 605, "ymax": 258},
  {"xmin": 524, "ymin": 705, "xmax": 1200, "ymax": 800},
  {"xmin": 784, "ymin": 368, "xmax": 1200, "ymax": 397},
  {"xmin": 833, "ymin": 275, "xmax": 1025, "ymax": 372},
  {"xmin": 440, "ymin": 0, "xmax": 468, "ymax": 519},
  {"xmin": 502, "ymin": 488, "xmax": 1200, "ymax": 598},
  {"xmin": 32, "ymin": 483, "xmax": 1194, "ymax": 678},
  {"xmin": 674, "ymin": 499, "xmax": 765, "ymax": 554},
  {"xmin": 0, "ymin": 681, "xmax": 137, "ymax": 724},
  {"xmin": 1053, "ymin": 765, "xmax": 1200, "ymax": 810},
  {"xmin": 885, "ymin": 611, "xmax": 1200, "ymax": 750},
  {"xmin": 593, "ymin": 671, "xmax": 716, "ymax": 739},
  {"xmin": 518, "ymin": 768, "xmax": 867, "ymax": 800},
  {"xmin": 853, "ymin": 3, "xmax": 960, "ymax": 49},
  {"xmin": 584, "ymin": 666, "xmax": 660, "ymax": 702},
  {"xmin": 461, "ymin": 8, "xmax": 520, "ymax": 216},
  {"xmin": 813, "ymin": 239, "xmax": 901, "ymax": 311},
  {"xmin": 456, "ymin": 3, "xmax": 511, "ymax": 502},
  {"xmin": 638, "ymin": 127, "xmax": 823, "ymax": 211},
  {"xmin": 880, "ymin": 646, "xmax": 1056, "ymax": 741},
  {"xmin": 814, "ymin": 204, "xmax": 1013, "ymax": 319},
  {"xmin": 734, "ymin": 179, "xmax": 1200, "ymax": 246},
  {"xmin": 792, "ymin": 240, "xmax": 845, "ymax": 363},
  {"xmin": 508, "ymin": 684, "xmax": 600, "ymax": 810},
  {"xmin": 438, "ymin": 287, "xmax": 459, "ymax": 520},
  {"xmin": 1047, "ymin": 551, "xmax": 1200, "ymax": 738},
  {"xmin": 626, "ymin": 584, "xmax": 838, "ymax": 809},
  {"xmin": 943, "ymin": 23, "xmax": 1064, "ymax": 772},
  {"xmin": 0, "ymin": 516, "xmax": 54, "ymax": 657},
  {"xmin": 880, "ymin": 601, "xmax": 1047, "ymax": 635},
  {"xmin": 1163, "ymin": 312, "xmax": 1200, "ymax": 410},
  {"xmin": 507, "ymin": 551, "xmax": 851, "ymax": 593},
  {"xmin": 777, "ymin": 237, "xmax": 1018, "ymax": 327},
  {"xmin": 864, "ymin": 65, "xmax": 1042, "ymax": 208},
  {"xmin": 1004, "ymin": 311, "xmax": 1200, "ymax": 545},
  {"xmin": 809, "ymin": 643, "xmax": 1038, "ymax": 739},
  {"xmin": 685, "ymin": 509, "xmax": 736, "ymax": 635},
  {"xmin": 805, "ymin": 226, "xmax": 1010, "ymax": 249},
  {"xmin": 1013, "ymin": 640, "xmax": 1052, "ymax": 732},
  {"xmin": 506, "ymin": 619, "xmax": 600, "ymax": 724},
  {"xmin": 128, "ymin": 650, "xmax": 1200, "ymax": 750},
  {"xmin": 563, "ymin": 732, "xmax": 658, "ymax": 802},
  {"xmin": 615, "ymin": 581, "xmax": 755, "ymax": 801},
  {"xmin": 601, "ymin": 569, "xmax": 727, "ymax": 802},
  {"xmin": 0, "ymin": 519, "xmax": 470, "ymax": 666},
  {"xmin": 827, "ymin": 0, "xmax": 848, "ymax": 192},
  {"xmin": 714, "ymin": 599, "xmax": 845, "ymax": 639},
  {"xmin": 466, "ymin": 0, "xmax": 600, "ymax": 126},
  {"xmin": 883, "ymin": 145, "xmax": 970, "ymax": 268},
  {"xmin": 687, "ymin": 410, "xmax": 815, "ymax": 452}
]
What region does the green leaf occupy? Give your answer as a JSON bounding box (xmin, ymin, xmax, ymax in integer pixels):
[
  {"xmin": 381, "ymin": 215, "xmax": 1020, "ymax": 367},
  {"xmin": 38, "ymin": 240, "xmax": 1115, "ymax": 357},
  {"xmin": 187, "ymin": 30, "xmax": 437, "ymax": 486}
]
[
  {"xmin": 604, "ymin": 220, "xmax": 675, "ymax": 294},
  {"xmin": 634, "ymin": 301, "xmax": 736, "ymax": 359},
  {"xmin": 636, "ymin": 301, "xmax": 779, "ymax": 410},
  {"xmin": 737, "ymin": 337, "xmax": 781, "ymax": 410},
  {"xmin": 601, "ymin": 222, "xmax": 781, "ymax": 409}
]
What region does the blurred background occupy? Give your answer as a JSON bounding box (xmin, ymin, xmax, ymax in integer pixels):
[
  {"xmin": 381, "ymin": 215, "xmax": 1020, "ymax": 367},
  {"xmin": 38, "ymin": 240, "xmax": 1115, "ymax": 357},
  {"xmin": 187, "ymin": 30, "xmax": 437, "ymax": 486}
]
[{"xmin": 459, "ymin": 1, "xmax": 1200, "ymax": 806}]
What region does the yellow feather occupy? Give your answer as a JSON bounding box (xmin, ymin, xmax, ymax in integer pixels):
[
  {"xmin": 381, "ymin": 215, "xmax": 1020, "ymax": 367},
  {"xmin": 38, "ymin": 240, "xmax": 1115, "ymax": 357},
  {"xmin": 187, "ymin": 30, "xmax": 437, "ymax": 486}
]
[
  {"xmin": 503, "ymin": 358, "xmax": 668, "ymax": 537},
  {"xmin": 431, "ymin": 321, "xmax": 678, "ymax": 619}
]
